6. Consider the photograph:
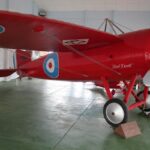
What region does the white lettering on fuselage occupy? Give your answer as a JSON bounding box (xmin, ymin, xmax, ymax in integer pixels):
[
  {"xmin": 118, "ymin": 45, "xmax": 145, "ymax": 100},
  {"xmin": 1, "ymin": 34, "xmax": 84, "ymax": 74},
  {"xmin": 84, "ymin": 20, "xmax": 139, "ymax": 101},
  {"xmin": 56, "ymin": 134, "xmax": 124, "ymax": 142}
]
[{"xmin": 112, "ymin": 63, "xmax": 133, "ymax": 69}]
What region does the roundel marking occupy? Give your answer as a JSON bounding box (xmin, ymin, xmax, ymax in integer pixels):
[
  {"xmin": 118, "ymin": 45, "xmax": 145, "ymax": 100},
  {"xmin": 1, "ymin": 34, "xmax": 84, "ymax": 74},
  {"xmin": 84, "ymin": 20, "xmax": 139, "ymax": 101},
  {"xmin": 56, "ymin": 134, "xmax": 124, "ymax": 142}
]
[
  {"xmin": 43, "ymin": 53, "xmax": 59, "ymax": 78},
  {"xmin": 46, "ymin": 58, "xmax": 55, "ymax": 73},
  {"xmin": 0, "ymin": 25, "xmax": 5, "ymax": 33}
]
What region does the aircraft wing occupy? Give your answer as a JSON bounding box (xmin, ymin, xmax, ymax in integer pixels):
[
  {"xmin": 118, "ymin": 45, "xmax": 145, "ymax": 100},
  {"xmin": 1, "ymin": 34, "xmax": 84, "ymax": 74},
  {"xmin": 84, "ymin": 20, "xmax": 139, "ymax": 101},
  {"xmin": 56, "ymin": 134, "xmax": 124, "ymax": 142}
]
[{"xmin": 0, "ymin": 11, "xmax": 122, "ymax": 51}]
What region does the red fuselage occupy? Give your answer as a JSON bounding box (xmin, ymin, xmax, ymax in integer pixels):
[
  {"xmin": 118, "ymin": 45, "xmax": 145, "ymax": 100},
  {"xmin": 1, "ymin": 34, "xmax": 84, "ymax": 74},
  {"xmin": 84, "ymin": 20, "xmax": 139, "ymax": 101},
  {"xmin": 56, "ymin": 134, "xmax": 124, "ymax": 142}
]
[{"xmin": 20, "ymin": 29, "xmax": 150, "ymax": 82}]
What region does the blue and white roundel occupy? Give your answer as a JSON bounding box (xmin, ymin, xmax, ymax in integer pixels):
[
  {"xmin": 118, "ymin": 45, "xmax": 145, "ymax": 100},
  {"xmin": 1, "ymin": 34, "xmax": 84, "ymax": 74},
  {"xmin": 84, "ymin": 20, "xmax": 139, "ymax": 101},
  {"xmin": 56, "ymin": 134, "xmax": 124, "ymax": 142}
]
[
  {"xmin": 0, "ymin": 25, "xmax": 5, "ymax": 33},
  {"xmin": 43, "ymin": 53, "xmax": 59, "ymax": 78}
]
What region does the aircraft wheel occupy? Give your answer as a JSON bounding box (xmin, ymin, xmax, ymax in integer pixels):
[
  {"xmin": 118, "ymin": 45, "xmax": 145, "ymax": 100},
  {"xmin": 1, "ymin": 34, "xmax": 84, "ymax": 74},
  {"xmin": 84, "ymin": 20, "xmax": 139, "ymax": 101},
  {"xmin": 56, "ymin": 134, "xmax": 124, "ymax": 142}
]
[
  {"xmin": 103, "ymin": 98, "xmax": 128, "ymax": 127},
  {"xmin": 136, "ymin": 91, "xmax": 150, "ymax": 111}
]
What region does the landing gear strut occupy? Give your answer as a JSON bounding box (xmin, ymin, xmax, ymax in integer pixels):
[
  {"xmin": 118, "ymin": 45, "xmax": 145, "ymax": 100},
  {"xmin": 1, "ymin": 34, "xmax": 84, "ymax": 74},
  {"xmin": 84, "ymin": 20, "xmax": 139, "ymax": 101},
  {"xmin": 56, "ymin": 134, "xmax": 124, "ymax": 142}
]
[{"xmin": 102, "ymin": 76, "xmax": 149, "ymax": 127}]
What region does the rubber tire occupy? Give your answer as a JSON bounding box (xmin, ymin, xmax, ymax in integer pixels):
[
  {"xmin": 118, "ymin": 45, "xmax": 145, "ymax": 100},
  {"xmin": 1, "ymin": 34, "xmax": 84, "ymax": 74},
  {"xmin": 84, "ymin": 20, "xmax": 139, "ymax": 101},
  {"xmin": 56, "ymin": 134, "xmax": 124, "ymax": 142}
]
[
  {"xmin": 103, "ymin": 98, "xmax": 128, "ymax": 127},
  {"xmin": 136, "ymin": 91, "xmax": 150, "ymax": 111}
]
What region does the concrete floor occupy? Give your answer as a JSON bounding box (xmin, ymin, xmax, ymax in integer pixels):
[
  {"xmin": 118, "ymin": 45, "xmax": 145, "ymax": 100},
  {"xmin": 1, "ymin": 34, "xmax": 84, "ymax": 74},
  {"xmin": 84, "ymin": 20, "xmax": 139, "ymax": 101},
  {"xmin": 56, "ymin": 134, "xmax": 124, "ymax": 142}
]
[{"xmin": 0, "ymin": 78, "xmax": 149, "ymax": 150}]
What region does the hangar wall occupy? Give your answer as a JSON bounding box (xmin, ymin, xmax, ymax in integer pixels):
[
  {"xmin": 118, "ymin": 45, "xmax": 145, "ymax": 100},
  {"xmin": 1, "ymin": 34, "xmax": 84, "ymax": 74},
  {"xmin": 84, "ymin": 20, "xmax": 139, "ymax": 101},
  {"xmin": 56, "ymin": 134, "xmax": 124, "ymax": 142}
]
[
  {"xmin": 46, "ymin": 11, "xmax": 150, "ymax": 31},
  {"xmin": 35, "ymin": 0, "xmax": 150, "ymax": 11}
]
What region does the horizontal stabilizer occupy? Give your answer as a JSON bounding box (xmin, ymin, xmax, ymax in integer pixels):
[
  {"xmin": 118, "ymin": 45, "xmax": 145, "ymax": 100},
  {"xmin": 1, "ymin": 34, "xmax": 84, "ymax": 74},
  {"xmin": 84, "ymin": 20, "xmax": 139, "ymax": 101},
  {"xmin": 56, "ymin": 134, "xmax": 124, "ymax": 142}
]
[{"xmin": 0, "ymin": 69, "xmax": 16, "ymax": 77}]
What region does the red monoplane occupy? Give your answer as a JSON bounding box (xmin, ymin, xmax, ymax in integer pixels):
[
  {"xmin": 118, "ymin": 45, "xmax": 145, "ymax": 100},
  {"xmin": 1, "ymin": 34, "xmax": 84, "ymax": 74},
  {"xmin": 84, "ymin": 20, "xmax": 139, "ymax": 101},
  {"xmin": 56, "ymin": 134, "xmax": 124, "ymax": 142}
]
[{"xmin": 0, "ymin": 11, "xmax": 150, "ymax": 127}]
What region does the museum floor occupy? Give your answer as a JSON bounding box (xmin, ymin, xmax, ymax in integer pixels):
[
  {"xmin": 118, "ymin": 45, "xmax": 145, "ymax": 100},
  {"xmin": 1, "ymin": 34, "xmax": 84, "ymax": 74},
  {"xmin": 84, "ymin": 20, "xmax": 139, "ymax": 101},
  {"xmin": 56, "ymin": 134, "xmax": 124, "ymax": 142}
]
[{"xmin": 0, "ymin": 78, "xmax": 149, "ymax": 150}]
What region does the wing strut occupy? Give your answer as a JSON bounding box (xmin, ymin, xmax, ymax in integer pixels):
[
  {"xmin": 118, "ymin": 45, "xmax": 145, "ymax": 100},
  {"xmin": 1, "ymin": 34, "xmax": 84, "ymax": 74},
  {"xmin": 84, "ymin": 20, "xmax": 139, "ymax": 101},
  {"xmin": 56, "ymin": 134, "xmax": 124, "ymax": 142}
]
[
  {"xmin": 43, "ymin": 32, "xmax": 121, "ymax": 76},
  {"xmin": 58, "ymin": 37, "xmax": 121, "ymax": 76}
]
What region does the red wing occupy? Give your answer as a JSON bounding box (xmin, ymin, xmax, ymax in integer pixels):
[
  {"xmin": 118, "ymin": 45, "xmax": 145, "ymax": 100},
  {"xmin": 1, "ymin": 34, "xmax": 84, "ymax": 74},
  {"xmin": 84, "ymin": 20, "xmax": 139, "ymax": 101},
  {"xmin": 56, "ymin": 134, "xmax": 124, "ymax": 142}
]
[{"xmin": 0, "ymin": 11, "xmax": 122, "ymax": 51}]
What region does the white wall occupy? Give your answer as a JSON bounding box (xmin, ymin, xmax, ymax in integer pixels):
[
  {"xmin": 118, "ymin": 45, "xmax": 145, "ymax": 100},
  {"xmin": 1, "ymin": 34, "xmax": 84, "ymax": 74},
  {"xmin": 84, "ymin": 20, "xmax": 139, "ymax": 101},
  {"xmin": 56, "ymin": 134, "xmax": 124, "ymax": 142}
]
[
  {"xmin": 8, "ymin": 0, "xmax": 33, "ymax": 13},
  {"xmin": 35, "ymin": 0, "xmax": 150, "ymax": 11},
  {"xmin": 113, "ymin": 11, "xmax": 150, "ymax": 31},
  {"xmin": 46, "ymin": 11, "xmax": 150, "ymax": 31}
]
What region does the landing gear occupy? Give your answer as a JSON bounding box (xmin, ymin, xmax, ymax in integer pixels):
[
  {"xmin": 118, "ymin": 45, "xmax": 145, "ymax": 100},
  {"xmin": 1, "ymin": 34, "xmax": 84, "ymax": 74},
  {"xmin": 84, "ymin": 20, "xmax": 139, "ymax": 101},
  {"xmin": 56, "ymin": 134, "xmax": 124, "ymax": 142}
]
[
  {"xmin": 103, "ymin": 98, "xmax": 128, "ymax": 127},
  {"xmin": 136, "ymin": 91, "xmax": 150, "ymax": 111},
  {"xmin": 102, "ymin": 76, "xmax": 149, "ymax": 127}
]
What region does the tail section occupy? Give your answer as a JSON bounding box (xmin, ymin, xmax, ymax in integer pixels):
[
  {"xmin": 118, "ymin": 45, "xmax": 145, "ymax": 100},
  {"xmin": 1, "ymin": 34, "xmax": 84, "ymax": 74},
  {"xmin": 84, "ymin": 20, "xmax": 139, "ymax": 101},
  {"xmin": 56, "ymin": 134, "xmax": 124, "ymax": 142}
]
[
  {"xmin": 16, "ymin": 49, "xmax": 32, "ymax": 68},
  {"xmin": 0, "ymin": 49, "xmax": 32, "ymax": 77}
]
